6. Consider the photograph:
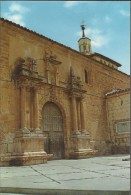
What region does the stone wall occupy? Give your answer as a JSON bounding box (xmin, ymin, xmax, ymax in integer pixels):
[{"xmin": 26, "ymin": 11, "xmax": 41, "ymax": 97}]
[{"xmin": 106, "ymin": 91, "xmax": 130, "ymax": 154}]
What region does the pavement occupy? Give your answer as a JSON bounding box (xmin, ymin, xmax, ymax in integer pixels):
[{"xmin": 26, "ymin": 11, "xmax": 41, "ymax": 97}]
[{"xmin": 0, "ymin": 154, "xmax": 130, "ymax": 195}]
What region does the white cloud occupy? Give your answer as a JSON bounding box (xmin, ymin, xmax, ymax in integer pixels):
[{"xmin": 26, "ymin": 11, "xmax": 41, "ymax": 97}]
[
  {"xmin": 91, "ymin": 35, "xmax": 109, "ymax": 48},
  {"xmin": 105, "ymin": 16, "xmax": 112, "ymax": 23},
  {"xmin": 91, "ymin": 18, "xmax": 98, "ymax": 25},
  {"xmin": 64, "ymin": 1, "xmax": 96, "ymax": 7},
  {"xmin": 4, "ymin": 13, "xmax": 25, "ymax": 26},
  {"xmin": 64, "ymin": 1, "xmax": 81, "ymax": 8},
  {"xmin": 9, "ymin": 2, "xmax": 30, "ymax": 13},
  {"xmin": 119, "ymin": 10, "xmax": 130, "ymax": 17},
  {"xmin": 76, "ymin": 27, "xmax": 110, "ymax": 48},
  {"xmin": 3, "ymin": 2, "xmax": 30, "ymax": 26}
]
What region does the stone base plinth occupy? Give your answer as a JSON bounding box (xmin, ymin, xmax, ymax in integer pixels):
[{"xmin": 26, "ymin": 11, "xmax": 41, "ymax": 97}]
[
  {"xmin": 0, "ymin": 152, "xmax": 47, "ymax": 166},
  {"xmin": 70, "ymin": 130, "xmax": 97, "ymax": 159},
  {"xmin": 70, "ymin": 149, "xmax": 97, "ymax": 159},
  {"xmin": 0, "ymin": 156, "xmax": 11, "ymax": 166},
  {"xmin": 9, "ymin": 152, "xmax": 47, "ymax": 166},
  {"xmin": 47, "ymin": 154, "xmax": 54, "ymax": 161},
  {"xmin": 7, "ymin": 129, "xmax": 48, "ymax": 166}
]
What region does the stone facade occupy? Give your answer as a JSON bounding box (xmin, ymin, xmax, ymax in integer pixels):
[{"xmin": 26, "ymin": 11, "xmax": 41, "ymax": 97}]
[
  {"xmin": 0, "ymin": 18, "xmax": 130, "ymax": 166},
  {"xmin": 106, "ymin": 89, "xmax": 130, "ymax": 154}
]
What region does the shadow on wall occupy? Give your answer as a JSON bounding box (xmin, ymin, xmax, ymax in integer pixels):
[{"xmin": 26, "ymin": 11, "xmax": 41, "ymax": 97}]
[
  {"xmin": 111, "ymin": 145, "xmax": 130, "ymax": 155},
  {"xmin": 9, "ymin": 158, "xmax": 23, "ymax": 166}
]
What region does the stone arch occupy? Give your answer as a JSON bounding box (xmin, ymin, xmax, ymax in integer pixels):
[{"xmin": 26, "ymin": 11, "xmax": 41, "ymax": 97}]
[{"xmin": 40, "ymin": 98, "xmax": 67, "ymax": 134}]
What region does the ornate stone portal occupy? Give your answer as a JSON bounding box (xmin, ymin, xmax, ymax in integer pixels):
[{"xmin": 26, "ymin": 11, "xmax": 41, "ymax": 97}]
[{"xmin": 10, "ymin": 56, "xmax": 96, "ymax": 165}]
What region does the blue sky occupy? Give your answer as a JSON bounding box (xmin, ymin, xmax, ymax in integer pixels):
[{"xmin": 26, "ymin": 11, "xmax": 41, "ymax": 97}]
[{"xmin": 1, "ymin": 1, "xmax": 130, "ymax": 74}]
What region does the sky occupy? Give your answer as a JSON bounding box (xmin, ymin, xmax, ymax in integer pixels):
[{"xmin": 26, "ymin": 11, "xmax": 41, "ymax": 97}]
[{"xmin": 1, "ymin": 1, "xmax": 130, "ymax": 75}]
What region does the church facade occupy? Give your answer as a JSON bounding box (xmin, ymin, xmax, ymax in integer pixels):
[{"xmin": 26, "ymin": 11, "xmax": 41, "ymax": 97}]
[{"xmin": 0, "ymin": 18, "xmax": 130, "ymax": 166}]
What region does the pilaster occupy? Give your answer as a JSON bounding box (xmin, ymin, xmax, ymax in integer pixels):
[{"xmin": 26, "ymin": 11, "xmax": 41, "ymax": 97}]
[
  {"xmin": 34, "ymin": 88, "xmax": 40, "ymax": 131},
  {"xmin": 77, "ymin": 100, "xmax": 81, "ymax": 130},
  {"xmin": 80, "ymin": 98, "xmax": 86, "ymax": 132},
  {"xmin": 20, "ymin": 86, "xmax": 27, "ymax": 130},
  {"xmin": 71, "ymin": 95, "xmax": 78, "ymax": 131}
]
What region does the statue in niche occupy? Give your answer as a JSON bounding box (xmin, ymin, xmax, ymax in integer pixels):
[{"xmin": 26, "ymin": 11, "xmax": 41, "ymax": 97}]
[
  {"xmin": 69, "ymin": 66, "xmax": 83, "ymax": 89},
  {"xmin": 14, "ymin": 57, "xmax": 26, "ymax": 70},
  {"xmin": 12, "ymin": 57, "xmax": 26, "ymax": 80},
  {"xmin": 44, "ymin": 50, "xmax": 61, "ymax": 85},
  {"xmin": 26, "ymin": 57, "xmax": 37, "ymax": 72},
  {"xmin": 12, "ymin": 56, "xmax": 38, "ymax": 83}
]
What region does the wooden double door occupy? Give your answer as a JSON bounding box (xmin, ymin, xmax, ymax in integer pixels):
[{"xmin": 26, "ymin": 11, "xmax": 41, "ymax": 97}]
[{"xmin": 42, "ymin": 102, "xmax": 64, "ymax": 159}]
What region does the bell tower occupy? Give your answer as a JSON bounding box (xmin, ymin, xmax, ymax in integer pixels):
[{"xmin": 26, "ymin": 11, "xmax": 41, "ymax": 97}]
[{"xmin": 78, "ymin": 21, "xmax": 92, "ymax": 55}]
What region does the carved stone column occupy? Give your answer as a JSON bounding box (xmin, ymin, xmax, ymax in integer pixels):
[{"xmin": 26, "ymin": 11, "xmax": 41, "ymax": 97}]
[
  {"xmin": 80, "ymin": 98, "xmax": 86, "ymax": 132},
  {"xmin": 46, "ymin": 62, "xmax": 50, "ymax": 84},
  {"xmin": 30, "ymin": 89, "xmax": 34, "ymax": 129},
  {"xmin": 72, "ymin": 96, "xmax": 78, "ymax": 131},
  {"xmin": 34, "ymin": 88, "xmax": 40, "ymax": 130},
  {"xmin": 20, "ymin": 86, "xmax": 27, "ymax": 129},
  {"xmin": 77, "ymin": 100, "xmax": 81, "ymax": 130},
  {"xmin": 55, "ymin": 68, "xmax": 59, "ymax": 86}
]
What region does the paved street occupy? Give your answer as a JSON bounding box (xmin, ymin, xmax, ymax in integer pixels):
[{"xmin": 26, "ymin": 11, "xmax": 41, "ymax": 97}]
[{"xmin": 0, "ymin": 155, "xmax": 130, "ymax": 195}]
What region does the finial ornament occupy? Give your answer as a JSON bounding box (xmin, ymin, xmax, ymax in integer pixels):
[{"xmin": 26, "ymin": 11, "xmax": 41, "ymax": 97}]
[
  {"xmin": 81, "ymin": 20, "xmax": 85, "ymax": 26},
  {"xmin": 80, "ymin": 20, "xmax": 86, "ymax": 37}
]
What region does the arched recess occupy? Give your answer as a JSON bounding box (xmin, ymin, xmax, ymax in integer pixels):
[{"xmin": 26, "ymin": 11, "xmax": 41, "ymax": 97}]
[{"xmin": 41, "ymin": 101, "xmax": 64, "ymax": 159}]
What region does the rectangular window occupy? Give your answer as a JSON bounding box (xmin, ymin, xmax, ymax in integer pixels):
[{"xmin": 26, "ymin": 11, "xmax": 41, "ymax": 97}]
[
  {"xmin": 84, "ymin": 70, "xmax": 88, "ymax": 83},
  {"xmin": 116, "ymin": 121, "xmax": 130, "ymax": 134}
]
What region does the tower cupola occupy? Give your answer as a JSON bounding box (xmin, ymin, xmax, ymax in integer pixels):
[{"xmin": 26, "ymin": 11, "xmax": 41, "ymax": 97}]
[{"xmin": 78, "ymin": 21, "xmax": 92, "ymax": 55}]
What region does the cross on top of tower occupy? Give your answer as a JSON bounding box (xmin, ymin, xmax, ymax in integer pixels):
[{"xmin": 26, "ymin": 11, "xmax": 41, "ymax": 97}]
[{"xmin": 80, "ymin": 20, "xmax": 86, "ymax": 37}]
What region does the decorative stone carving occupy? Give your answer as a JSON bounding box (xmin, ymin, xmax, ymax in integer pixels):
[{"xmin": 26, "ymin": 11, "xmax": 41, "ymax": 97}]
[
  {"xmin": 69, "ymin": 67, "xmax": 83, "ymax": 90},
  {"xmin": 26, "ymin": 57, "xmax": 37, "ymax": 72},
  {"xmin": 12, "ymin": 57, "xmax": 44, "ymax": 90},
  {"xmin": 49, "ymin": 86, "xmax": 57, "ymax": 101},
  {"xmin": 44, "ymin": 51, "xmax": 61, "ymax": 65},
  {"xmin": 12, "ymin": 57, "xmax": 25, "ymax": 81},
  {"xmin": 12, "ymin": 57, "xmax": 38, "ymax": 80},
  {"xmin": 44, "ymin": 51, "xmax": 61, "ymax": 85}
]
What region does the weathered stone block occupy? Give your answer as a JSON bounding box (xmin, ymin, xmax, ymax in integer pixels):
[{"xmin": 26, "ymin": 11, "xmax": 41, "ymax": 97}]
[
  {"xmin": 7, "ymin": 143, "xmax": 14, "ymax": 153},
  {"xmin": 0, "ymin": 143, "xmax": 8, "ymax": 154},
  {"xmin": 11, "ymin": 130, "xmax": 48, "ymax": 165}
]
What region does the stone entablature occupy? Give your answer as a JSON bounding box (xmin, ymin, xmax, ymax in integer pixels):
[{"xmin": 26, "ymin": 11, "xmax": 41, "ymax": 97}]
[{"xmin": 90, "ymin": 53, "xmax": 121, "ymax": 70}]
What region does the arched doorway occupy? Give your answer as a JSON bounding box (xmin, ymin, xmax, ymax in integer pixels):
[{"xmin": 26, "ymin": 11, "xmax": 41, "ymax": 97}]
[{"xmin": 42, "ymin": 102, "xmax": 64, "ymax": 159}]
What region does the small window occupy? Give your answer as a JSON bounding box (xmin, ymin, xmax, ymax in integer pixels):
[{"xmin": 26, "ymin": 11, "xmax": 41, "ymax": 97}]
[
  {"xmin": 83, "ymin": 45, "xmax": 86, "ymax": 51},
  {"xmin": 84, "ymin": 69, "xmax": 88, "ymax": 83},
  {"xmin": 116, "ymin": 121, "xmax": 130, "ymax": 134}
]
